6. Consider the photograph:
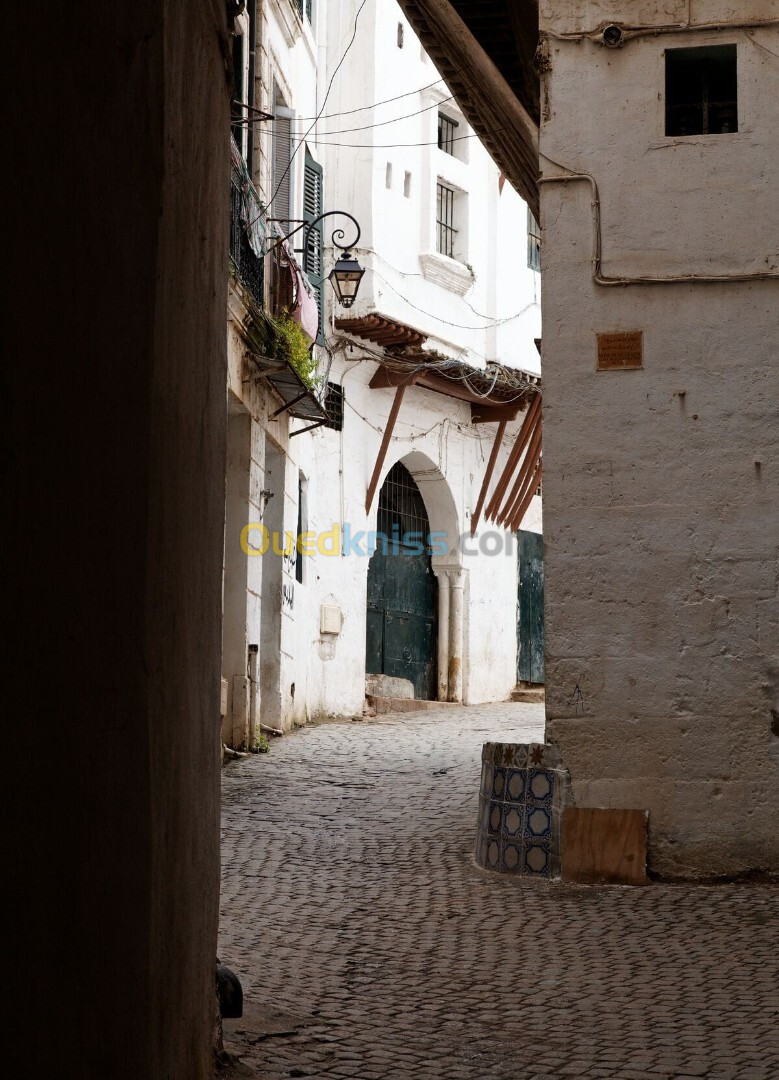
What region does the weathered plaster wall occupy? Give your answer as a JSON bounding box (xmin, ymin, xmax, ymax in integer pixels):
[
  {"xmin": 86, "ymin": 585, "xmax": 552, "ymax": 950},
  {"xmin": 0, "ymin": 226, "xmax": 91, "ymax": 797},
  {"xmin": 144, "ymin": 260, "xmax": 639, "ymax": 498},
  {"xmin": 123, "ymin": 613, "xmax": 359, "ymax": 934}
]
[
  {"xmin": 8, "ymin": 1, "xmax": 229, "ymax": 1075},
  {"xmin": 538, "ymin": 3, "xmax": 779, "ymax": 877}
]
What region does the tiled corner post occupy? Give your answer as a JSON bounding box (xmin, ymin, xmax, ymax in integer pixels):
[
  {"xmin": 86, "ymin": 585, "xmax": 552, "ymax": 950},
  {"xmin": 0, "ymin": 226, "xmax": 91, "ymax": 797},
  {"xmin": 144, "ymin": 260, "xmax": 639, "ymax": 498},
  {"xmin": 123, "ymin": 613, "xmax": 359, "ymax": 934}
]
[{"xmin": 476, "ymin": 743, "xmax": 572, "ymax": 879}]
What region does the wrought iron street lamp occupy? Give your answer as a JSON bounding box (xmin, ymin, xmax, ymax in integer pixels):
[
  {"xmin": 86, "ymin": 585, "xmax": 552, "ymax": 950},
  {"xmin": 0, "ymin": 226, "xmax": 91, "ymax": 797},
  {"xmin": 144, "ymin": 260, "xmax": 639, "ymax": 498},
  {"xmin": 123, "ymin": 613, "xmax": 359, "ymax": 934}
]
[{"xmin": 268, "ymin": 211, "xmax": 365, "ymax": 309}]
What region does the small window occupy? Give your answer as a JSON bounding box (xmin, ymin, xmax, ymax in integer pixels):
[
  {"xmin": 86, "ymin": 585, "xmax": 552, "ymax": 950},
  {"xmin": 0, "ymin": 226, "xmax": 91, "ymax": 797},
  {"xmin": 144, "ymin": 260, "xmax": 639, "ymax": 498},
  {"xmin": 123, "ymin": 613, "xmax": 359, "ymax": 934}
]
[
  {"xmin": 404, "ymin": 171, "xmax": 412, "ymax": 198},
  {"xmin": 438, "ymin": 112, "xmax": 459, "ymax": 155},
  {"xmin": 436, "ymin": 181, "xmax": 457, "ymax": 259},
  {"xmin": 385, "ymin": 162, "xmax": 393, "ymax": 189},
  {"xmin": 665, "ymin": 44, "xmax": 738, "ymax": 136},
  {"xmin": 397, "ymin": 22, "xmax": 404, "ymax": 48},
  {"xmin": 323, "ymin": 382, "xmax": 344, "ymax": 432},
  {"xmin": 296, "ymin": 0, "xmax": 313, "ymax": 24},
  {"xmin": 527, "ymin": 209, "xmax": 541, "ymax": 272}
]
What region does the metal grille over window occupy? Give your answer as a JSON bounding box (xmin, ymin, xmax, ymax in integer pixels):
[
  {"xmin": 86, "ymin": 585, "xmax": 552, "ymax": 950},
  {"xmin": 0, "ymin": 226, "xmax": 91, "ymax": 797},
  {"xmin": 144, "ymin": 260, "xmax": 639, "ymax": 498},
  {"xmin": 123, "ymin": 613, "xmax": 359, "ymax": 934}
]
[
  {"xmin": 665, "ymin": 45, "xmax": 738, "ymax": 136},
  {"xmin": 296, "ymin": 0, "xmax": 313, "ymax": 23},
  {"xmin": 323, "ymin": 382, "xmax": 344, "ymax": 431},
  {"xmin": 527, "ymin": 209, "xmax": 541, "ymax": 271},
  {"xmin": 303, "ymin": 151, "xmax": 324, "ymax": 343},
  {"xmin": 437, "ymin": 112, "xmax": 459, "ymax": 155},
  {"xmin": 436, "ymin": 182, "xmax": 456, "ymax": 259},
  {"xmin": 377, "ymin": 463, "xmax": 430, "ymax": 546}
]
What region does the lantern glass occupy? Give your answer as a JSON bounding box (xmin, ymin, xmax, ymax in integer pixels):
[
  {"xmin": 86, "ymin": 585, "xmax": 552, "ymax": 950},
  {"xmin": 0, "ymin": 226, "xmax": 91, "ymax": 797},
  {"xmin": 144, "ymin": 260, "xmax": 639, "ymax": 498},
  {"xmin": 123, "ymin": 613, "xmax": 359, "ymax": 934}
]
[{"xmin": 329, "ymin": 253, "xmax": 365, "ymax": 308}]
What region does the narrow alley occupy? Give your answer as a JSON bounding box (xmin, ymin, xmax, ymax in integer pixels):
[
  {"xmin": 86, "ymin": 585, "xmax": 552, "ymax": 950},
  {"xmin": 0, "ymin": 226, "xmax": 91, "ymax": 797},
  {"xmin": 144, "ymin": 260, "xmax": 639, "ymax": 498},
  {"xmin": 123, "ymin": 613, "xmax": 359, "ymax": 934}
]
[{"xmin": 219, "ymin": 704, "xmax": 779, "ymax": 1080}]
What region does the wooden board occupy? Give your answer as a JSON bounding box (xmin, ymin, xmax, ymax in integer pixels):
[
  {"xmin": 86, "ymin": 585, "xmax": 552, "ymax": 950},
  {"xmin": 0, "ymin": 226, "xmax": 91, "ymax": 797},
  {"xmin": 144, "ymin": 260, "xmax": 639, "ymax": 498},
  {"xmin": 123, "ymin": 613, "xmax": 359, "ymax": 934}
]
[
  {"xmin": 596, "ymin": 331, "xmax": 643, "ymax": 371},
  {"xmin": 562, "ymin": 808, "xmax": 649, "ymax": 885}
]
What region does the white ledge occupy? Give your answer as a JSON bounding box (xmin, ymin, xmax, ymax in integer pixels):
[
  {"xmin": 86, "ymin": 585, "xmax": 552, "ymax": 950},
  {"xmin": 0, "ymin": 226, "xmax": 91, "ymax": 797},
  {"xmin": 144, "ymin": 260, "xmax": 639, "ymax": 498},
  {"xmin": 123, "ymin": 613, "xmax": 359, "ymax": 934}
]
[{"xmin": 419, "ymin": 251, "xmax": 474, "ymax": 296}]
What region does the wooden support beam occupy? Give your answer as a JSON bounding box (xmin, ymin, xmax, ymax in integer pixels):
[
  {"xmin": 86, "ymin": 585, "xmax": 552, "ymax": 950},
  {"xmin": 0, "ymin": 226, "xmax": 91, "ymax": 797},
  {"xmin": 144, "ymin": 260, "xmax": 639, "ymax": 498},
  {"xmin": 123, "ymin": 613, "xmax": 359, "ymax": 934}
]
[
  {"xmin": 509, "ymin": 460, "xmax": 542, "ymax": 532},
  {"xmin": 471, "ymin": 403, "xmax": 521, "ymax": 424},
  {"xmin": 368, "ymin": 368, "xmax": 419, "ymax": 390},
  {"xmin": 470, "ymin": 419, "xmax": 507, "ymax": 535},
  {"xmin": 269, "ymin": 390, "xmax": 309, "ymax": 419},
  {"xmin": 485, "ymin": 392, "xmax": 540, "ymax": 521},
  {"xmin": 365, "ymin": 384, "xmax": 407, "ymax": 513},
  {"xmin": 497, "ymin": 413, "xmax": 542, "ymax": 526}
]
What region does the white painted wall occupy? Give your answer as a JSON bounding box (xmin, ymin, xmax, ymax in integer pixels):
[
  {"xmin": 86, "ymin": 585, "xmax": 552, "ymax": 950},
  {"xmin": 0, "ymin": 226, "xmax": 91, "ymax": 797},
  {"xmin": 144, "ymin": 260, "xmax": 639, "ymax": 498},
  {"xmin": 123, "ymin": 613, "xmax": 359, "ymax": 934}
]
[
  {"xmin": 321, "ymin": 0, "xmax": 541, "ymax": 373},
  {"xmin": 538, "ymin": 0, "xmax": 779, "ymax": 877},
  {"xmin": 225, "ymin": 0, "xmax": 544, "ymax": 738}
]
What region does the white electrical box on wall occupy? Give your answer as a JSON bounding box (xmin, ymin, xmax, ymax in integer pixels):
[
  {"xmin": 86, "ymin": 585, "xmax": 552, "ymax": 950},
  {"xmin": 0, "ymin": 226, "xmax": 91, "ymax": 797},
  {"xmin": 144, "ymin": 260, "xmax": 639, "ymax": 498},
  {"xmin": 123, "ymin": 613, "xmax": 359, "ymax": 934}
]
[{"xmin": 320, "ymin": 604, "xmax": 343, "ymax": 635}]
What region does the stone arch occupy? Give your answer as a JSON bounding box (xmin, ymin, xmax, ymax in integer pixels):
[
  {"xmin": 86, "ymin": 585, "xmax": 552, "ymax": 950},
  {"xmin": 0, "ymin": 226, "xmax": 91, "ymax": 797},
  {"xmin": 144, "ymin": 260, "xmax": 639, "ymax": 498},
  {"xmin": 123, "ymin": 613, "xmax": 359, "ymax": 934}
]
[
  {"xmin": 365, "ymin": 450, "xmax": 465, "ymax": 703},
  {"xmin": 367, "ymin": 449, "xmax": 462, "ymax": 567}
]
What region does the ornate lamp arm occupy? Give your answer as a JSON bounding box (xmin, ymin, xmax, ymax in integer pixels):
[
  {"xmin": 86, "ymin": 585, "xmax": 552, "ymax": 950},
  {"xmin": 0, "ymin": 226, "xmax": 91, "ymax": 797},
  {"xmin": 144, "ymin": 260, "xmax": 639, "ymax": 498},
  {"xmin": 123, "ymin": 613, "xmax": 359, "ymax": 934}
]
[
  {"xmin": 302, "ymin": 211, "xmax": 361, "ymax": 258},
  {"xmin": 265, "ymin": 211, "xmax": 361, "ymax": 259}
]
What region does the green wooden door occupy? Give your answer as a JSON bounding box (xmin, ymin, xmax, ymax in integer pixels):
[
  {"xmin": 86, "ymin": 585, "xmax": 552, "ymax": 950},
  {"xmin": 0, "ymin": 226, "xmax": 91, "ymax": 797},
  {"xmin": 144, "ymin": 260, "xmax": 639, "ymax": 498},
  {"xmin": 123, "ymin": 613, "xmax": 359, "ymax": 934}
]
[
  {"xmin": 366, "ymin": 464, "xmax": 437, "ymax": 700},
  {"xmin": 518, "ymin": 529, "xmax": 544, "ymax": 684}
]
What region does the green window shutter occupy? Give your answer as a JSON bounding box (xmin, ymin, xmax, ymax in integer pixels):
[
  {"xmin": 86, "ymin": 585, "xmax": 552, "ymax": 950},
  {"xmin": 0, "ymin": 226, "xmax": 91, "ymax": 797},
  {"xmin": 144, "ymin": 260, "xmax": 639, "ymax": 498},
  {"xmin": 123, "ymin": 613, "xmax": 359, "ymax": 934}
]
[{"xmin": 303, "ymin": 150, "xmax": 324, "ymax": 344}]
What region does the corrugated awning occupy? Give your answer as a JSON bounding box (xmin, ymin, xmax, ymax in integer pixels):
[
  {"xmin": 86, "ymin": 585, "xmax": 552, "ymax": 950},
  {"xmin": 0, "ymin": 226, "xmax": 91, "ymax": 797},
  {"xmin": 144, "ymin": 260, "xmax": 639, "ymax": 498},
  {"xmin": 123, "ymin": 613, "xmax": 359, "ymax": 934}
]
[{"xmin": 248, "ymin": 353, "xmax": 327, "ymax": 431}]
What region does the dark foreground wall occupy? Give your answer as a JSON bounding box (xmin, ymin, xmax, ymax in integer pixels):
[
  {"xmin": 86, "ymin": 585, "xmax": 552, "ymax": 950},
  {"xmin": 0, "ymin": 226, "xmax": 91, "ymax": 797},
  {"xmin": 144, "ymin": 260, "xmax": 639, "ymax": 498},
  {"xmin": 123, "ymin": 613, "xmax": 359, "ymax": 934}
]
[{"xmin": 6, "ymin": 4, "xmax": 230, "ymax": 1075}]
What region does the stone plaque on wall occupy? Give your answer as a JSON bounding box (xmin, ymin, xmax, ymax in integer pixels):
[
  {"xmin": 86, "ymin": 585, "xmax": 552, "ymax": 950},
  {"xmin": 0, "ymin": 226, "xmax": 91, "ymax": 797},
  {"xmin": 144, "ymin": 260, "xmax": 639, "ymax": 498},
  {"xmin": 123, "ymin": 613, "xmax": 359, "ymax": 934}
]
[{"xmin": 597, "ymin": 331, "xmax": 643, "ymax": 370}]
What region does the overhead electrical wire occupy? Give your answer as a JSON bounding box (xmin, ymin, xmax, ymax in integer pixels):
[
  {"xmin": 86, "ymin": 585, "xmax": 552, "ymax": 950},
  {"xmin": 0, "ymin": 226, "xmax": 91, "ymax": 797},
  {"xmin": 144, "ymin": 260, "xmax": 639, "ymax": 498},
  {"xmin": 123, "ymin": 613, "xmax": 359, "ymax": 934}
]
[
  {"xmin": 291, "ymin": 130, "xmax": 499, "ymax": 149},
  {"xmin": 292, "ymin": 76, "xmax": 449, "ymax": 121},
  {"xmin": 289, "ymin": 95, "xmax": 455, "ymax": 137},
  {"xmin": 249, "ymin": 95, "xmax": 457, "ymax": 138},
  {"xmin": 263, "ymin": 0, "xmax": 370, "ymax": 217},
  {"xmin": 364, "ymin": 249, "xmax": 539, "ymax": 323},
  {"xmin": 363, "ymin": 267, "xmax": 537, "ymax": 330}
]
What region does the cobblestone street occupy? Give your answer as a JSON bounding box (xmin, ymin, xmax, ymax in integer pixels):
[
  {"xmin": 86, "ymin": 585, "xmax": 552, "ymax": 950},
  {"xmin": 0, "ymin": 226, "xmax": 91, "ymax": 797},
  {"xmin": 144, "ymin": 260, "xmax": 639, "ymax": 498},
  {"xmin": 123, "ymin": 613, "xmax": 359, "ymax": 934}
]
[{"xmin": 219, "ymin": 704, "xmax": 779, "ymax": 1080}]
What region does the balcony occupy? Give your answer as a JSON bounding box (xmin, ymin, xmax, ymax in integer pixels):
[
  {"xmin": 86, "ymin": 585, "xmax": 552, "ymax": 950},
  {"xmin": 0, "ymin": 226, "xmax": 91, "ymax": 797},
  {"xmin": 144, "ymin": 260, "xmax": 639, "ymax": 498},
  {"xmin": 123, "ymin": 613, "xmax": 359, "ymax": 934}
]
[{"xmin": 230, "ymin": 139, "xmax": 265, "ymax": 306}]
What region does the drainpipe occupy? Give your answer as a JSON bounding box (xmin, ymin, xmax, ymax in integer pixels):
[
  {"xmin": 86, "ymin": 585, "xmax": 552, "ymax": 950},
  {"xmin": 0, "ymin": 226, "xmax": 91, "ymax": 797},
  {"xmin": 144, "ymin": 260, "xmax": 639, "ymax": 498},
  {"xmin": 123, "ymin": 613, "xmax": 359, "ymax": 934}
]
[
  {"xmin": 248, "ymin": 644, "xmax": 259, "ymax": 749},
  {"xmin": 436, "ymin": 571, "xmax": 450, "ymax": 701},
  {"xmin": 448, "ymin": 571, "xmax": 464, "ymax": 703}
]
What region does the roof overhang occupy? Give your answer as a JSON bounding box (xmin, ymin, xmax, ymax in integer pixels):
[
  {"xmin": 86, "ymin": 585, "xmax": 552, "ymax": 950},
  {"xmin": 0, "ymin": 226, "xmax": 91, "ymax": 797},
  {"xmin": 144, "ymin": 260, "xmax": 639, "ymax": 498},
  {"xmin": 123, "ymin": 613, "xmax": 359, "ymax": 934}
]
[{"xmin": 396, "ymin": 0, "xmax": 540, "ymax": 218}]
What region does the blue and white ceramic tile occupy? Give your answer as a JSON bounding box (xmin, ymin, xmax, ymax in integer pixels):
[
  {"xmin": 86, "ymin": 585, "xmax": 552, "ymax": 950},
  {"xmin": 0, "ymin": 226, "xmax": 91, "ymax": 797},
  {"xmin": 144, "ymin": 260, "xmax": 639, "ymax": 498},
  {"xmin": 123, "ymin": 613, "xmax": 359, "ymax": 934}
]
[{"xmin": 476, "ymin": 742, "xmax": 570, "ymax": 880}]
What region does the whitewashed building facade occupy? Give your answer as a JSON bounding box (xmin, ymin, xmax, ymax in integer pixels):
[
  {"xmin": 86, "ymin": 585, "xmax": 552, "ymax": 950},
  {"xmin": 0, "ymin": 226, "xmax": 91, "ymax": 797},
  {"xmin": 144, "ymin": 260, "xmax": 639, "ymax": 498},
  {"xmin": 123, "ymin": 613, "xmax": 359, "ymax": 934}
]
[{"xmin": 222, "ymin": 0, "xmax": 544, "ymax": 743}]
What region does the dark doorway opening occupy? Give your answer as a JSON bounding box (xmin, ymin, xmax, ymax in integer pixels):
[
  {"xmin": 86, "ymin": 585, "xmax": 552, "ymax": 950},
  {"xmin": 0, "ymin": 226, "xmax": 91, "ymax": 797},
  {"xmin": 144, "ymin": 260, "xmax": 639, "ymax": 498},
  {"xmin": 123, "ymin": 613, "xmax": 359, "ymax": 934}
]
[{"xmin": 366, "ymin": 463, "xmax": 438, "ymax": 699}]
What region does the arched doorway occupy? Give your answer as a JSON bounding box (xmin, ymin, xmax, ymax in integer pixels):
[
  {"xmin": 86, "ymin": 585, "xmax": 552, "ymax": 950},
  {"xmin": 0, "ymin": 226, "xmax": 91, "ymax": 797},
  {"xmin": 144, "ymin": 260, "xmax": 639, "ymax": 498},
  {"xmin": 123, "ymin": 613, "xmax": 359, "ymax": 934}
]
[{"xmin": 366, "ymin": 462, "xmax": 438, "ymax": 699}]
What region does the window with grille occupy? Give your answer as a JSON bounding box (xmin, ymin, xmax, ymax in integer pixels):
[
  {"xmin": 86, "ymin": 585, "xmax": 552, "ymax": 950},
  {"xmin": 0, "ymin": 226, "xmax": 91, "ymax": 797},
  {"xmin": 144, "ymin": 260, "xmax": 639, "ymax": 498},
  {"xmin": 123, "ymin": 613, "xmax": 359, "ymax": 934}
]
[
  {"xmin": 377, "ymin": 463, "xmax": 431, "ymax": 548},
  {"xmin": 527, "ymin": 209, "xmax": 541, "ymax": 271},
  {"xmin": 436, "ymin": 182, "xmax": 456, "ymax": 259},
  {"xmin": 437, "ymin": 112, "xmax": 459, "ymax": 155},
  {"xmin": 323, "ymin": 381, "xmax": 344, "ymax": 431},
  {"xmin": 303, "ymin": 150, "xmax": 324, "ymax": 344},
  {"xmin": 665, "ymin": 45, "xmax": 738, "ymax": 136},
  {"xmin": 295, "ymin": 0, "xmax": 313, "ymax": 24}
]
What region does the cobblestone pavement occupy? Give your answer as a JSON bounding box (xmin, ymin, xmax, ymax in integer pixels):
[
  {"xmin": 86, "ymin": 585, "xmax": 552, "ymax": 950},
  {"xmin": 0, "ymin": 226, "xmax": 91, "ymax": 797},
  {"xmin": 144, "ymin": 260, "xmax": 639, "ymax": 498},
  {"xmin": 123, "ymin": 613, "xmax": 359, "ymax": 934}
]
[{"xmin": 219, "ymin": 704, "xmax": 779, "ymax": 1080}]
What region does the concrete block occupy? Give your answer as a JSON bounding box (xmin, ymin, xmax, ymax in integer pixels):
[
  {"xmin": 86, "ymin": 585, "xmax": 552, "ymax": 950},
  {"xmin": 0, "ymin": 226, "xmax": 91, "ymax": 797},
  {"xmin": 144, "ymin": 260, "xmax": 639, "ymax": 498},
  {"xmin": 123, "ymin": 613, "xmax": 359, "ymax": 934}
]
[{"xmin": 366, "ymin": 674, "xmax": 414, "ymax": 699}]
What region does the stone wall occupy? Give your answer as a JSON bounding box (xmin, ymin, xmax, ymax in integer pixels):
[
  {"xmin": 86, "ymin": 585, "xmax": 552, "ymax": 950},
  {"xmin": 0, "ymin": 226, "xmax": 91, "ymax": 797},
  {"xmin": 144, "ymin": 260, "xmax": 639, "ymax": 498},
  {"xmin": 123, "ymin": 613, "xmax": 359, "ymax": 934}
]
[{"xmin": 538, "ymin": 1, "xmax": 779, "ymax": 876}]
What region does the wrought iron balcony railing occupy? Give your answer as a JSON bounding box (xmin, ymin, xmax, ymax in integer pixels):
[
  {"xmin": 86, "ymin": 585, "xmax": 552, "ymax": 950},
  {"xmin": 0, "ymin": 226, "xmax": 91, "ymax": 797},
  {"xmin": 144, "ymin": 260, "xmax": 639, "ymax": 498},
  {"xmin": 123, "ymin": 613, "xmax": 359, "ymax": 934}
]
[{"xmin": 230, "ymin": 139, "xmax": 266, "ymax": 306}]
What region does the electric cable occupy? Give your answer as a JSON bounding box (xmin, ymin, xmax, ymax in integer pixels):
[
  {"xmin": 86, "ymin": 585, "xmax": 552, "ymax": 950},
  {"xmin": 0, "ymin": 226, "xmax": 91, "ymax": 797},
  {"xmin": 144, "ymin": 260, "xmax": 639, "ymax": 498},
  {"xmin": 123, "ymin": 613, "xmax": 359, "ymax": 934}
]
[
  {"xmin": 290, "ymin": 95, "xmax": 455, "ymax": 137},
  {"xmin": 363, "ymin": 267, "xmax": 537, "ymax": 330},
  {"xmin": 367, "ymin": 248, "xmax": 539, "ymax": 322},
  {"xmin": 291, "ymin": 130, "xmax": 501, "ymax": 149},
  {"xmin": 263, "ymin": 0, "xmax": 370, "ymax": 217},
  {"xmin": 293, "ymin": 76, "xmax": 449, "ymax": 121}
]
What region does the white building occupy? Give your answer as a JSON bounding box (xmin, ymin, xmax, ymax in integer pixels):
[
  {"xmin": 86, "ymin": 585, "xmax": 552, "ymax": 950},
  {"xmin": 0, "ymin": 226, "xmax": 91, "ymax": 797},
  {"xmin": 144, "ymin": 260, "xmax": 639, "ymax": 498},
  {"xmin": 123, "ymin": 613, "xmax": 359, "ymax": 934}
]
[{"xmin": 223, "ymin": 0, "xmax": 544, "ymax": 744}]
